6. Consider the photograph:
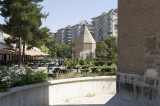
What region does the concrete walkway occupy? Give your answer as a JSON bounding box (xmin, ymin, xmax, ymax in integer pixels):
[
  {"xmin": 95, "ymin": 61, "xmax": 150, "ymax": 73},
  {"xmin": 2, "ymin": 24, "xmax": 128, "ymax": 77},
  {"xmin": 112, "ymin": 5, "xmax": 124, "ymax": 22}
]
[
  {"xmin": 104, "ymin": 95, "xmax": 143, "ymax": 106},
  {"xmin": 52, "ymin": 94, "xmax": 143, "ymax": 106},
  {"xmin": 53, "ymin": 94, "xmax": 115, "ymax": 106}
]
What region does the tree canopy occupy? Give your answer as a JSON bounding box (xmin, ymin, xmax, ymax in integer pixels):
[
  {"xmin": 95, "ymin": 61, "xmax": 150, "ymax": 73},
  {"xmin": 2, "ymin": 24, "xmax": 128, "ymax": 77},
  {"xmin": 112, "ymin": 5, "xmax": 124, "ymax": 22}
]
[
  {"xmin": 41, "ymin": 39, "xmax": 72, "ymax": 58},
  {"xmin": 0, "ymin": 0, "xmax": 50, "ymax": 67},
  {"xmin": 104, "ymin": 36, "xmax": 117, "ymax": 62},
  {"xmin": 96, "ymin": 41, "xmax": 108, "ymax": 57},
  {"xmin": 95, "ymin": 36, "xmax": 117, "ymax": 63}
]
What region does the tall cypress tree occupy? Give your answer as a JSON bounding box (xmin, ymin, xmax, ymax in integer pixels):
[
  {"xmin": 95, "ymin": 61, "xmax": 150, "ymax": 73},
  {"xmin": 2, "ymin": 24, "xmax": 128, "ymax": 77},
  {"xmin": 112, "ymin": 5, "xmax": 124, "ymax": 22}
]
[{"xmin": 0, "ymin": 0, "xmax": 49, "ymax": 68}]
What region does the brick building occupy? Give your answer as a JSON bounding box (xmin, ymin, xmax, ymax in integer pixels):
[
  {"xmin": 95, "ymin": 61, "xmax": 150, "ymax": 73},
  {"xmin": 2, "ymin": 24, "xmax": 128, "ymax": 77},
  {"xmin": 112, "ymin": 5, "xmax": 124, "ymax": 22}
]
[{"xmin": 117, "ymin": 0, "xmax": 160, "ymax": 105}]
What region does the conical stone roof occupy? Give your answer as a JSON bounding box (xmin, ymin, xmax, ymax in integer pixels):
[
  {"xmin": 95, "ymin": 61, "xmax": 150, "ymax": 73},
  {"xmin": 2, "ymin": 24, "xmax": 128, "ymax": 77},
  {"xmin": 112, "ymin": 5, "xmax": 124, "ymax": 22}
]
[{"xmin": 75, "ymin": 25, "xmax": 96, "ymax": 44}]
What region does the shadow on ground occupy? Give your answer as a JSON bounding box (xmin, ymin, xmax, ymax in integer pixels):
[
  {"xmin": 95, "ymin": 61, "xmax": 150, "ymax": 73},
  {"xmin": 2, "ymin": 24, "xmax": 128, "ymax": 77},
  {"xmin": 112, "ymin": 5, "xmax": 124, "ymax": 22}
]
[
  {"xmin": 49, "ymin": 104, "xmax": 104, "ymax": 106},
  {"xmin": 104, "ymin": 95, "xmax": 142, "ymax": 106}
]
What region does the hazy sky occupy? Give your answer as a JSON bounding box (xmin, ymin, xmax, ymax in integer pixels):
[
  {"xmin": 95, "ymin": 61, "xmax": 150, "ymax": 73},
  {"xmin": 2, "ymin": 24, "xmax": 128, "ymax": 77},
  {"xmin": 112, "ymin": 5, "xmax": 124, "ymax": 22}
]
[{"xmin": 0, "ymin": 0, "xmax": 118, "ymax": 33}]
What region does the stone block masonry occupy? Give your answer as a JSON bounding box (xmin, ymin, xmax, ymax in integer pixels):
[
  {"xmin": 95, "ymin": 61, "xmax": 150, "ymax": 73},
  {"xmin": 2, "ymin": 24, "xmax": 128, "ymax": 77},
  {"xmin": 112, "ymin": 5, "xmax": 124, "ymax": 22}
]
[{"xmin": 118, "ymin": 0, "xmax": 160, "ymax": 105}]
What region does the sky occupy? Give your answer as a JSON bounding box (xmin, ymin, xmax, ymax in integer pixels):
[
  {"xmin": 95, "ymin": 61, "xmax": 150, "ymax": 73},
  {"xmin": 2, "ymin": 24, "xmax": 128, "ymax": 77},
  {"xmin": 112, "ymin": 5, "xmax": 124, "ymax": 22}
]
[{"xmin": 0, "ymin": 0, "xmax": 118, "ymax": 33}]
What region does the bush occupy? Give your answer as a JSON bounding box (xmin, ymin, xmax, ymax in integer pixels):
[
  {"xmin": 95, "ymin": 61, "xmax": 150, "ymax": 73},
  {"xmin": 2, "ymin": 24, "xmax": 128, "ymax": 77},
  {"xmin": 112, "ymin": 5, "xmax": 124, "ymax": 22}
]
[
  {"xmin": 53, "ymin": 68, "xmax": 68, "ymax": 74},
  {"xmin": 48, "ymin": 73, "xmax": 56, "ymax": 78},
  {"xmin": 12, "ymin": 67, "xmax": 48, "ymax": 87},
  {"xmin": 81, "ymin": 69, "xmax": 90, "ymax": 73},
  {"xmin": 81, "ymin": 65, "xmax": 90, "ymax": 69},
  {"xmin": 100, "ymin": 67, "xmax": 112, "ymax": 72},
  {"xmin": 53, "ymin": 68, "xmax": 61, "ymax": 73},
  {"xmin": 107, "ymin": 61, "xmax": 113, "ymax": 66},
  {"xmin": 0, "ymin": 67, "xmax": 11, "ymax": 92},
  {"xmin": 91, "ymin": 68, "xmax": 99, "ymax": 73},
  {"xmin": 94, "ymin": 60, "xmax": 106, "ymax": 66},
  {"xmin": 60, "ymin": 69, "xmax": 68, "ymax": 74},
  {"xmin": 79, "ymin": 58, "xmax": 86, "ymax": 65},
  {"xmin": 0, "ymin": 67, "xmax": 48, "ymax": 92}
]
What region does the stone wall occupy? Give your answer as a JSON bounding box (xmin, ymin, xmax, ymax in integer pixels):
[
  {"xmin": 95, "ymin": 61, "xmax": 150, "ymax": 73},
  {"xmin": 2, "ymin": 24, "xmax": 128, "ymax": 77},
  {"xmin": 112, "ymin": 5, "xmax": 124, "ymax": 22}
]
[
  {"xmin": 74, "ymin": 43, "xmax": 96, "ymax": 57},
  {"xmin": 118, "ymin": 0, "xmax": 160, "ymax": 105}
]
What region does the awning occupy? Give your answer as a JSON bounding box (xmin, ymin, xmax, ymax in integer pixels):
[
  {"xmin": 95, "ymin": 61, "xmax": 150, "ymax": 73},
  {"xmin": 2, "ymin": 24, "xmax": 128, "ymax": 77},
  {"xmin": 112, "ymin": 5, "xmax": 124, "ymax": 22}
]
[
  {"xmin": 0, "ymin": 48, "xmax": 17, "ymax": 54},
  {"xmin": 25, "ymin": 50, "xmax": 49, "ymax": 56}
]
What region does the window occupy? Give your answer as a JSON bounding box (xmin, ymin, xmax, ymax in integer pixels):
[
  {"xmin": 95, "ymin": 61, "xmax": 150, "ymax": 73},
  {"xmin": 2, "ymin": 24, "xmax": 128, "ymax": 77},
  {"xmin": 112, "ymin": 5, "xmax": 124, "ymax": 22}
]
[{"xmin": 107, "ymin": 32, "xmax": 112, "ymax": 35}]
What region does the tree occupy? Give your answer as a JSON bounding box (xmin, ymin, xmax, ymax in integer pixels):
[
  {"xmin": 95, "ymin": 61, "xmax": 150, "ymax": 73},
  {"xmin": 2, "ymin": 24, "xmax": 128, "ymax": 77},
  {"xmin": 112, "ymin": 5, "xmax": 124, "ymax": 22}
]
[
  {"xmin": 104, "ymin": 36, "xmax": 117, "ymax": 62},
  {"xmin": 56, "ymin": 44, "xmax": 72, "ymax": 58},
  {"xmin": 0, "ymin": 0, "xmax": 49, "ymax": 68},
  {"xmin": 44, "ymin": 39, "xmax": 72, "ymax": 58},
  {"xmin": 96, "ymin": 41, "xmax": 108, "ymax": 57},
  {"xmin": 45, "ymin": 39, "xmax": 57, "ymax": 58},
  {"xmin": 104, "ymin": 36, "xmax": 116, "ymax": 49},
  {"xmin": 39, "ymin": 45, "xmax": 49, "ymax": 53}
]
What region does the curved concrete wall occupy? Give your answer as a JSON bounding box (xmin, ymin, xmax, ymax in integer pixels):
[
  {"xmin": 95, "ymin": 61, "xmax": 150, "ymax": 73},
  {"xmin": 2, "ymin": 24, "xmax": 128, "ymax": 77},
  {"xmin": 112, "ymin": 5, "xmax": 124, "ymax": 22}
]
[{"xmin": 0, "ymin": 76, "xmax": 116, "ymax": 106}]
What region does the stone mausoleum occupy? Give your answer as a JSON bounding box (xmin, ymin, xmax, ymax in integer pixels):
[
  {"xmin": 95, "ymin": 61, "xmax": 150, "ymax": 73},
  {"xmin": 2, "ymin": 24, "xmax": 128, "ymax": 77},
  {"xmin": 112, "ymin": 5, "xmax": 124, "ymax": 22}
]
[
  {"xmin": 117, "ymin": 0, "xmax": 160, "ymax": 105},
  {"xmin": 74, "ymin": 25, "xmax": 96, "ymax": 58}
]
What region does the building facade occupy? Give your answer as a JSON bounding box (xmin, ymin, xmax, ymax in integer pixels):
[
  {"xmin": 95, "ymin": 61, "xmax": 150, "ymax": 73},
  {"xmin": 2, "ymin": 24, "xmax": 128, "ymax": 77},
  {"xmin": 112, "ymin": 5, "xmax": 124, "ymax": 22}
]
[
  {"xmin": 92, "ymin": 9, "xmax": 118, "ymax": 41},
  {"xmin": 72, "ymin": 21, "xmax": 94, "ymax": 39},
  {"xmin": 57, "ymin": 28, "xmax": 66, "ymax": 44},
  {"xmin": 57, "ymin": 26, "xmax": 73, "ymax": 44},
  {"xmin": 117, "ymin": 0, "xmax": 160, "ymax": 105},
  {"xmin": 57, "ymin": 21, "xmax": 94, "ymax": 44}
]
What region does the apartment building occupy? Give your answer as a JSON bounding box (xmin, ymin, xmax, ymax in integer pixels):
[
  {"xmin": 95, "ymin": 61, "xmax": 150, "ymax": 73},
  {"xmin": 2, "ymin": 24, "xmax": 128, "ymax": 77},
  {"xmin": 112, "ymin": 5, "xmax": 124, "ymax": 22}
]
[
  {"xmin": 57, "ymin": 28, "xmax": 66, "ymax": 44},
  {"xmin": 57, "ymin": 21, "xmax": 94, "ymax": 44},
  {"xmin": 72, "ymin": 21, "xmax": 94, "ymax": 39},
  {"xmin": 92, "ymin": 9, "xmax": 118, "ymax": 41}
]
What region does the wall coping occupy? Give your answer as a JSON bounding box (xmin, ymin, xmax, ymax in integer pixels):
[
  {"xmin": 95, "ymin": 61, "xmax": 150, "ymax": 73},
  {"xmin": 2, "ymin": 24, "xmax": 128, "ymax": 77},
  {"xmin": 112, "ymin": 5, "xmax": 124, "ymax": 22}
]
[{"xmin": 0, "ymin": 76, "xmax": 116, "ymax": 98}]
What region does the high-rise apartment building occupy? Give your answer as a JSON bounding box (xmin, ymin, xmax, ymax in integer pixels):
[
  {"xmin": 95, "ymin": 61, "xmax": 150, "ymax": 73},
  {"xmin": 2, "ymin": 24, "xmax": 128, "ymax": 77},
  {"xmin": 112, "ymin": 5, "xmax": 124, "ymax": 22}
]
[
  {"xmin": 57, "ymin": 21, "xmax": 94, "ymax": 44},
  {"xmin": 92, "ymin": 9, "xmax": 118, "ymax": 41},
  {"xmin": 57, "ymin": 28, "xmax": 66, "ymax": 44},
  {"xmin": 72, "ymin": 21, "xmax": 94, "ymax": 39},
  {"xmin": 57, "ymin": 25, "xmax": 73, "ymax": 44}
]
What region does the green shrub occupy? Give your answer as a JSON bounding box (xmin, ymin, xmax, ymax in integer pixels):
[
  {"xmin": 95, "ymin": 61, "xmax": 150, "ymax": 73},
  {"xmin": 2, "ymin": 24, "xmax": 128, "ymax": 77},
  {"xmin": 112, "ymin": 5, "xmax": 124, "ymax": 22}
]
[
  {"xmin": 94, "ymin": 60, "xmax": 106, "ymax": 66},
  {"xmin": 81, "ymin": 65, "xmax": 90, "ymax": 69},
  {"xmin": 79, "ymin": 58, "xmax": 86, "ymax": 65},
  {"xmin": 91, "ymin": 68, "xmax": 99, "ymax": 73},
  {"xmin": 60, "ymin": 69, "xmax": 68, "ymax": 74},
  {"xmin": 0, "ymin": 67, "xmax": 11, "ymax": 92},
  {"xmin": 0, "ymin": 67, "xmax": 48, "ymax": 92},
  {"xmin": 13, "ymin": 67, "xmax": 48, "ymax": 86},
  {"xmin": 64, "ymin": 57, "xmax": 78, "ymax": 69},
  {"xmin": 52, "ymin": 68, "xmax": 61, "ymax": 74},
  {"xmin": 53, "ymin": 68, "xmax": 68, "ymax": 74},
  {"xmin": 100, "ymin": 67, "xmax": 112, "ymax": 72},
  {"xmin": 81, "ymin": 69, "xmax": 90, "ymax": 73},
  {"xmin": 107, "ymin": 61, "xmax": 113, "ymax": 66},
  {"xmin": 48, "ymin": 73, "xmax": 56, "ymax": 78}
]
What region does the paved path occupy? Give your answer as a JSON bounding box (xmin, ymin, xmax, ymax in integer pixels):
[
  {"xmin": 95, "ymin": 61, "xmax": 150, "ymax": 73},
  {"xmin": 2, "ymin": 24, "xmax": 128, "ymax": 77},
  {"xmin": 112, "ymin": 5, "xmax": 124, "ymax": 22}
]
[
  {"xmin": 53, "ymin": 94, "xmax": 115, "ymax": 106},
  {"xmin": 104, "ymin": 95, "xmax": 142, "ymax": 106},
  {"xmin": 52, "ymin": 94, "xmax": 143, "ymax": 106}
]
